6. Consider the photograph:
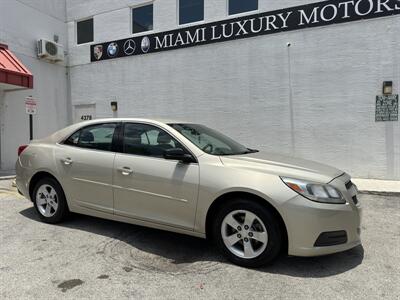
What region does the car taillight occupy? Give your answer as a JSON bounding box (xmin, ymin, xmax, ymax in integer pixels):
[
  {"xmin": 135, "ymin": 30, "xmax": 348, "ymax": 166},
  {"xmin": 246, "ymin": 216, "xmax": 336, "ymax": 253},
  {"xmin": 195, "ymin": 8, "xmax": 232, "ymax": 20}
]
[{"xmin": 18, "ymin": 145, "xmax": 28, "ymax": 156}]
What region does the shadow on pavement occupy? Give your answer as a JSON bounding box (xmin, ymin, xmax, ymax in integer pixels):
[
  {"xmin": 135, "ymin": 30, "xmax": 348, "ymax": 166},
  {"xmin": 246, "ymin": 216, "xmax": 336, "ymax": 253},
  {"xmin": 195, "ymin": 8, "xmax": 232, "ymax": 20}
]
[{"xmin": 19, "ymin": 206, "xmax": 364, "ymax": 277}]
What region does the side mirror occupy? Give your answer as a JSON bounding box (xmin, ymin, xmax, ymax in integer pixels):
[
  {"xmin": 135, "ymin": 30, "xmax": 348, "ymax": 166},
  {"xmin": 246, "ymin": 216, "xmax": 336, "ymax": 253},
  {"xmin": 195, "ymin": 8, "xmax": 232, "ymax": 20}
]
[{"xmin": 163, "ymin": 148, "xmax": 195, "ymax": 163}]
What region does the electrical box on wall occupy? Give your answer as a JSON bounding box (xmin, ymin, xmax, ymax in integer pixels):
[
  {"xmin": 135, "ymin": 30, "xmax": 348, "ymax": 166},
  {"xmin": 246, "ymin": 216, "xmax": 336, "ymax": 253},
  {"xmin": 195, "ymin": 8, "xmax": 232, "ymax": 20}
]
[{"xmin": 37, "ymin": 39, "xmax": 64, "ymax": 62}]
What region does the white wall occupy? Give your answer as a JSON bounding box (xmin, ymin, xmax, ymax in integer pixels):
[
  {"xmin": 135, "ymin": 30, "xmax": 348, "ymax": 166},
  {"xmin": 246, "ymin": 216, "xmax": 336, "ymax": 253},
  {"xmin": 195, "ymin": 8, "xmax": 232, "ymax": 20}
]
[
  {"xmin": 66, "ymin": 0, "xmax": 400, "ymax": 180},
  {"xmin": 1, "ymin": 0, "xmax": 398, "ymax": 179},
  {"xmin": 0, "ymin": 0, "xmax": 69, "ymax": 170}
]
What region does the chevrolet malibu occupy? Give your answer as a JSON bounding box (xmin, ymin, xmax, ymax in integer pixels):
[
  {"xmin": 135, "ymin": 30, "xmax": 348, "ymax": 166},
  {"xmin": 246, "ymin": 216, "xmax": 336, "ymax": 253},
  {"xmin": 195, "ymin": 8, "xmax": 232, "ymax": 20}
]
[{"xmin": 16, "ymin": 118, "xmax": 362, "ymax": 267}]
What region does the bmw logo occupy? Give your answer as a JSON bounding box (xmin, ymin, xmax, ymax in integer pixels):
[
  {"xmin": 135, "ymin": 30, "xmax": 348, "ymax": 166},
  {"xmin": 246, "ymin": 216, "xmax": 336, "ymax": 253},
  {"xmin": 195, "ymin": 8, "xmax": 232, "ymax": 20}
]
[
  {"xmin": 141, "ymin": 36, "xmax": 150, "ymax": 53},
  {"xmin": 107, "ymin": 42, "xmax": 119, "ymax": 57}
]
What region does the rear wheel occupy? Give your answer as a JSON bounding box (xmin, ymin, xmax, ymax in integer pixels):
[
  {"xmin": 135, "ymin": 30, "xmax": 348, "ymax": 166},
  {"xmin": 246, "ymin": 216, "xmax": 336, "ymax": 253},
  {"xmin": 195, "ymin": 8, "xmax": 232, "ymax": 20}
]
[
  {"xmin": 32, "ymin": 178, "xmax": 69, "ymax": 223},
  {"xmin": 213, "ymin": 199, "xmax": 282, "ymax": 268}
]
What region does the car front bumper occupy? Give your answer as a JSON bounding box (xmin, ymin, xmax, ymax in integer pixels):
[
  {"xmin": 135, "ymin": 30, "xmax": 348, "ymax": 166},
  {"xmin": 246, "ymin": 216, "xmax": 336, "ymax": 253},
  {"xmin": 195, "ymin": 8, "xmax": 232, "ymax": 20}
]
[{"xmin": 282, "ymin": 191, "xmax": 362, "ymax": 257}]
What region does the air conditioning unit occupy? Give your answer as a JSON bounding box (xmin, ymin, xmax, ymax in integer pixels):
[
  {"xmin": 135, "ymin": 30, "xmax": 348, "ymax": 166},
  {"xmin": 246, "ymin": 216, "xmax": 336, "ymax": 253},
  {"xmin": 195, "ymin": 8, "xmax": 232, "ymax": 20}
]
[{"xmin": 37, "ymin": 39, "xmax": 64, "ymax": 62}]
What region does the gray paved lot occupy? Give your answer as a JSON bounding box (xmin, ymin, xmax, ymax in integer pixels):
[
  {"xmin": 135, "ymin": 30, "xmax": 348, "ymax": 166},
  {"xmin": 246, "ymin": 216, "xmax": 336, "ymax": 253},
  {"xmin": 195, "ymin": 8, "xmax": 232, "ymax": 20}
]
[{"xmin": 1, "ymin": 180, "xmax": 399, "ymax": 299}]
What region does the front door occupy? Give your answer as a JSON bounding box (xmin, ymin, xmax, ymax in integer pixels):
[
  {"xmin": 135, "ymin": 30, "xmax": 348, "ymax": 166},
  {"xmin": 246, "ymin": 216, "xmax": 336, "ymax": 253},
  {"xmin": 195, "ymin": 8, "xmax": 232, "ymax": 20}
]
[
  {"xmin": 55, "ymin": 122, "xmax": 118, "ymax": 213},
  {"xmin": 113, "ymin": 123, "xmax": 199, "ymax": 230}
]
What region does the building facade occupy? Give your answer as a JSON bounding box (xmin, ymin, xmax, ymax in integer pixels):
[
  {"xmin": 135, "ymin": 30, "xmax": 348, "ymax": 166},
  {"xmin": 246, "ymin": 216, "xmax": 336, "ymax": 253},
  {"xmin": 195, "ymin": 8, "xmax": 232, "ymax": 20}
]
[
  {"xmin": 1, "ymin": 0, "xmax": 399, "ymax": 180},
  {"xmin": 0, "ymin": 0, "xmax": 70, "ymax": 172}
]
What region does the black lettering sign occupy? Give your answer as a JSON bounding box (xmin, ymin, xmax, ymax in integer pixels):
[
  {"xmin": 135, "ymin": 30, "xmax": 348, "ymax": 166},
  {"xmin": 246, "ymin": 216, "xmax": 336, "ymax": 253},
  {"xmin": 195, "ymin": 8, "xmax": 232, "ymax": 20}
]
[
  {"xmin": 91, "ymin": 0, "xmax": 400, "ymax": 62},
  {"xmin": 376, "ymin": 95, "xmax": 399, "ymax": 122}
]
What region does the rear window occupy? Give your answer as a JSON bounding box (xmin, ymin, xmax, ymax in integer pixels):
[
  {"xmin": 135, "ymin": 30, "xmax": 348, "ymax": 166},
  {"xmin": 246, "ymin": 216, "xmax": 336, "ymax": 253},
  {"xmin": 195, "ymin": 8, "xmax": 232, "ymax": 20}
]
[{"xmin": 64, "ymin": 123, "xmax": 117, "ymax": 151}]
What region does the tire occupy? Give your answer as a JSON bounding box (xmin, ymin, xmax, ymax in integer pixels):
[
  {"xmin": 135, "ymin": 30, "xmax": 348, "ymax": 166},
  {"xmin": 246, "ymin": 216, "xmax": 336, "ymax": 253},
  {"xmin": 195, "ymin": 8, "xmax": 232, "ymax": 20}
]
[
  {"xmin": 32, "ymin": 177, "xmax": 69, "ymax": 224},
  {"xmin": 212, "ymin": 199, "xmax": 282, "ymax": 268}
]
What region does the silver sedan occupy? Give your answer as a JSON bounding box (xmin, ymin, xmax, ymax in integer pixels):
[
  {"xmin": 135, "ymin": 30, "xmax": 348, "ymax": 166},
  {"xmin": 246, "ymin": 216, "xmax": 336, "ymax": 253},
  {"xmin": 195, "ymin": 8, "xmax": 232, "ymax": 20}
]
[{"xmin": 15, "ymin": 118, "xmax": 362, "ymax": 267}]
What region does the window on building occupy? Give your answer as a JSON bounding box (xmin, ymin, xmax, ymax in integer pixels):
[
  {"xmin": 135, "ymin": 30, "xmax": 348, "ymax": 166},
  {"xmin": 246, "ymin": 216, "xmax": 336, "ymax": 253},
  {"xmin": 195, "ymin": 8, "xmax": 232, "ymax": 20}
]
[
  {"xmin": 77, "ymin": 18, "xmax": 93, "ymax": 44},
  {"xmin": 132, "ymin": 4, "xmax": 154, "ymax": 34},
  {"xmin": 179, "ymin": 0, "xmax": 204, "ymax": 25},
  {"xmin": 228, "ymin": 0, "xmax": 258, "ymax": 15}
]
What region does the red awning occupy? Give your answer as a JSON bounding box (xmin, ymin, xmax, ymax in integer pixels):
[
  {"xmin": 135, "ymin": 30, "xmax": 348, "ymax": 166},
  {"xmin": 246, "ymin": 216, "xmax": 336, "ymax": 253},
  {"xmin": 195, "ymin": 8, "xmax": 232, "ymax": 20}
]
[{"xmin": 0, "ymin": 43, "xmax": 33, "ymax": 89}]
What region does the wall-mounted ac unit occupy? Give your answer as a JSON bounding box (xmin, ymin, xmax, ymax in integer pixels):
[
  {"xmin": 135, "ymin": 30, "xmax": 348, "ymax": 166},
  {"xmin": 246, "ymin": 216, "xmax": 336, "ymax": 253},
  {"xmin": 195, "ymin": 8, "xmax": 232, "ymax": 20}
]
[{"xmin": 37, "ymin": 39, "xmax": 64, "ymax": 62}]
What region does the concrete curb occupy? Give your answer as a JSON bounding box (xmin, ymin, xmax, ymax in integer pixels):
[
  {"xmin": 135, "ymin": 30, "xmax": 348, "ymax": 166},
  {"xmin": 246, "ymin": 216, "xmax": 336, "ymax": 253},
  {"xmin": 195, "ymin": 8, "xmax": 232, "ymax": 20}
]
[
  {"xmin": 0, "ymin": 175, "xmax": 16, "ymax": 181},
  {"xmin": 358, "ymin": 191, "xmax": 400, "ymax": 197},
  {"xmin": 352, "ymin": 178, "xmax": 400, "ymax": 196}
]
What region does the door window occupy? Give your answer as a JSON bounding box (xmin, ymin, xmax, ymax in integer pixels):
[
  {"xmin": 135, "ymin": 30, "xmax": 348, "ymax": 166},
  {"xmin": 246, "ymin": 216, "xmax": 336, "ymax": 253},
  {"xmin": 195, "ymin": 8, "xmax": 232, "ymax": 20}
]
[
  {"xmin": 123, "ymin": 123, "xmax": 184, "ymax": 158},
  {"xmin": 64, "ymin": 123, "xmax": 117, "ymax": 151}
]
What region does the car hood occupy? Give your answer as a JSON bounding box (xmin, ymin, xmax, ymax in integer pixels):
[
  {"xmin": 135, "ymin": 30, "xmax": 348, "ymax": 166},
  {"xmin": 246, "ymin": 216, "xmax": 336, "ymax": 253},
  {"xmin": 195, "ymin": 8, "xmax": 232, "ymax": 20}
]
[{"xmin": 219, "ymin": 151, "xmax": 343, "ymax": 183}]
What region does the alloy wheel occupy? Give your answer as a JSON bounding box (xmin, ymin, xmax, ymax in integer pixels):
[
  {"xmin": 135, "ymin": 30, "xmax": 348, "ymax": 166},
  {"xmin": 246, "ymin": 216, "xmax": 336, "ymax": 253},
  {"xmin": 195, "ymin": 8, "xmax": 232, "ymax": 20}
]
[
  {"xmin": 36, "ymin": 184, "xmax": 59, "ymax": 217},
  {"xmin": 221, "ymin": 210, "xmax": 268, "ymax": 259}
]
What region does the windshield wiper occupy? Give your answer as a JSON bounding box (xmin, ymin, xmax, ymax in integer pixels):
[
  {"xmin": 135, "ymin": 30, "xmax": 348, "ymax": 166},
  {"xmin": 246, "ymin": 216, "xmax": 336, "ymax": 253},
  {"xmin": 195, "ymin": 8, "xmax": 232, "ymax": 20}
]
[
  {"xmin": 218, "ymin": 148, "xmax": 259, "ymax": 156},
  {"xmin": 230, "ymin": 148, "xmax": 259, "ymax": 155},
  {"xmin": 243, "ymin": 148, "xmax": 259, "ymax": 154}
]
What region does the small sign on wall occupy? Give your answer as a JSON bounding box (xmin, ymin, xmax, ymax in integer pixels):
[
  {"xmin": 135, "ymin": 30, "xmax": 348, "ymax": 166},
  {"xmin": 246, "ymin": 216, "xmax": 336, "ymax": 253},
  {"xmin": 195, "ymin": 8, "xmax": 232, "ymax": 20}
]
[
  {"xmin": 375, "ymin": 95, "xmax": 398, "ymax": 122},
  {"xmin": 25, "ymin": 96, "xmax": 37, "ymax": 115}
]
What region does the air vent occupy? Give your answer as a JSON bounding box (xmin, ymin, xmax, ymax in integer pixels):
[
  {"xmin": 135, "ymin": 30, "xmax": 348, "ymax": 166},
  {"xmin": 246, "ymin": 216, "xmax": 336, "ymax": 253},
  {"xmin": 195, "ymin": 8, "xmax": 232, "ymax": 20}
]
[
  {"xmin": 37, "ymin": 39, "xmax": 64, "ymax": 62},
  {"xmin": 45, "ymin": 41, "xmax": 58, "ymax": 56}
]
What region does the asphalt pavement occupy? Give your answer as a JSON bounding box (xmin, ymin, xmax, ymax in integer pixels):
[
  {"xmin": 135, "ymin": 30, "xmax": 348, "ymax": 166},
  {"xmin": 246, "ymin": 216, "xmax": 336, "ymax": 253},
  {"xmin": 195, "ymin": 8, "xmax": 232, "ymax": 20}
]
[{"xmin": 0, "ymin": 180, "xmax": 399, "ymax": 299}]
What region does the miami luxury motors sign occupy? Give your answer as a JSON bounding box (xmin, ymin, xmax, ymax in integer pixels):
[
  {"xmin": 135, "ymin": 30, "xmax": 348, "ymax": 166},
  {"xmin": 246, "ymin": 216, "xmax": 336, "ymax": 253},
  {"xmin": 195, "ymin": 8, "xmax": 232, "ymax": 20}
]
[{"xmin": 91, "ymin": 0, "xmax": 399, "ymax": 62}]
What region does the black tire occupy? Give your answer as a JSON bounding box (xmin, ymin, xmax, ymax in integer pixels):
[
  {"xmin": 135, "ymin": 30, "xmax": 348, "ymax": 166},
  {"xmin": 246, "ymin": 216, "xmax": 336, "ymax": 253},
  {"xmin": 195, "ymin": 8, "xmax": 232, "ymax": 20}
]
[
  {"xmin": 32, "ymin": 177, "xmax": 69, "ymax": 224},
  {"xmin": 212, "ymin": 199, "xmax": 282, "ymax": 268}
]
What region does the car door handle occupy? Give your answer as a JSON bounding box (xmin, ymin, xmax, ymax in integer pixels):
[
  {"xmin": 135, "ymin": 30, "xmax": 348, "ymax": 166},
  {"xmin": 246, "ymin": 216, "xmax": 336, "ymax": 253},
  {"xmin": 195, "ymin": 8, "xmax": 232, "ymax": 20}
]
[
  {"xmin": 118, "ymin": 167, "xmax": 133, "ymax": 175},
  {"xmin": 62, "ymin": 158, "xmax": 73, "ymax": 165}
]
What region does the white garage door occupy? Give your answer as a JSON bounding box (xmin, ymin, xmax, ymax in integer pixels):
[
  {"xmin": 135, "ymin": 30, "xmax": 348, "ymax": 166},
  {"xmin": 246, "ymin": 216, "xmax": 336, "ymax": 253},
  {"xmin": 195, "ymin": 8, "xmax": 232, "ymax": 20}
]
[{"xmin": 74, "ymin": 104, "xmax": 96, "ymax": 123}]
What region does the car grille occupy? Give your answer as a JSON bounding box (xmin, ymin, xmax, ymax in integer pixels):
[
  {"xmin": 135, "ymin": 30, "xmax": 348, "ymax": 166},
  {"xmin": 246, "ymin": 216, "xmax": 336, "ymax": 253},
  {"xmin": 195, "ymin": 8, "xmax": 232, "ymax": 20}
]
[
  {"xmin": 345, "ymin": 180, "xmax": 353, "ymax": 190},
  {"xmin": 345, "ymin": 180, "xmax": 358, "ymax": 205}
]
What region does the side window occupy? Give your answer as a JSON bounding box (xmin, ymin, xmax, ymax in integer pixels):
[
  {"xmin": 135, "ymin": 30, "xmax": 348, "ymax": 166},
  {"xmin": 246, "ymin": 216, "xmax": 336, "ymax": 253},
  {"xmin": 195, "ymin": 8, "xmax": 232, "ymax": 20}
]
[
  {"xmin": 64, "ymin": 131, "xmax": 80, "ymax": 146},
  {"xmin": 64, "ymin": 123, "xmax": 117, "ymax": 151},
  {"xmin": 123, "ymin": 123, "xmax": 184, "ymax": 158}
]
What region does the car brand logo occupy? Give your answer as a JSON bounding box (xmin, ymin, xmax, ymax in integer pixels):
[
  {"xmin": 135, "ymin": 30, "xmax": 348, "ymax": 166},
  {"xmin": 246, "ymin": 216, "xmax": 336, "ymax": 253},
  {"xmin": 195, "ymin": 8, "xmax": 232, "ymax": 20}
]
[
  {"xmin": 141, "ymin": 36, "xmax": 150, "ymax": 53},
  {"xmin": 93, "ymin": 45, "xmax": 103, "ymax": 60},
  {"xmin": 107, "ymin": 42, "xmax": 119, "ymax": 57},
  {"xmin": 123, "ymin": 39, "xmax": 136, "ymax": 55}
]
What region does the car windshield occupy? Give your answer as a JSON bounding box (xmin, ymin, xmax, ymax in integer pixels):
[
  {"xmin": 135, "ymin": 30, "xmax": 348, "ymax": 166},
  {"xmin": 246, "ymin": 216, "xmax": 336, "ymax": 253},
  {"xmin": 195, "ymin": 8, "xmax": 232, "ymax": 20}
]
[{"xmin": 169, "ymin": 123, "xmax": 258, "ymax": 156}]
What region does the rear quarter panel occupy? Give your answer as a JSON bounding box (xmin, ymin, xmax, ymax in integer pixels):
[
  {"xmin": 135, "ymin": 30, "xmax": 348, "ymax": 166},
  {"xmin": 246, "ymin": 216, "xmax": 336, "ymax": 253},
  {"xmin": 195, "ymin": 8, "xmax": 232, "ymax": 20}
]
[{"xmin": 16, "ymin": 142, "xmax": 62, "ymax": 201}]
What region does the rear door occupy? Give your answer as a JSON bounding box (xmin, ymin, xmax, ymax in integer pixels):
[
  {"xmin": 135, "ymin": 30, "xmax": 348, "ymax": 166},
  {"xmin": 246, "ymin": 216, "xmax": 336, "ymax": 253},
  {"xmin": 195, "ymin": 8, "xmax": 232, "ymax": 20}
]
[
  {"xmin": 113, "ymin": 122, "xmax": 199, "ymax": 230},
  {"xmin": 55, "ymin": 122, "xmax": 118, "ymax": 213}
]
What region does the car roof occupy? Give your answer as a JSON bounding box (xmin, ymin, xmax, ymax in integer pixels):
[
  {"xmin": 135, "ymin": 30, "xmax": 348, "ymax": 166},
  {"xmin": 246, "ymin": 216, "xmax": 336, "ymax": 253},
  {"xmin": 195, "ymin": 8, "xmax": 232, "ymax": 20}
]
[
  {"xmin": 40, "ymin": 118, "xmax": 196, "ymax": 144},
  {"xmin": 84, "ymin": 118, "xmax": 193, "ymax": 125}
]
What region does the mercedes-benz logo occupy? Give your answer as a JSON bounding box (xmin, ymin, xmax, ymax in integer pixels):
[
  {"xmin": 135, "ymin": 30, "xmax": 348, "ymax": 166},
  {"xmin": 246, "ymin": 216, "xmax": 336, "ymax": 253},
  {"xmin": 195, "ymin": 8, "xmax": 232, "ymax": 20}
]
[{"xmin": 123, "ymin": 39, "xmax": 136, "ymax": 55}]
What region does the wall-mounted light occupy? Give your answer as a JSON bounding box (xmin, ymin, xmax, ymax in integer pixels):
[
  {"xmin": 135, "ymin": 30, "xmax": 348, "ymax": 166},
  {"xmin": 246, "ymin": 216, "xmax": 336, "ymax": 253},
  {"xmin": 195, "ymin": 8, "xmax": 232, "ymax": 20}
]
[
  {"xmin": 111, "ymin": 101, "xmax": 118, "ymax": 112},
  {"xmin": 383, "ymin": 81, "xmax": 393, "ymax": 95}
]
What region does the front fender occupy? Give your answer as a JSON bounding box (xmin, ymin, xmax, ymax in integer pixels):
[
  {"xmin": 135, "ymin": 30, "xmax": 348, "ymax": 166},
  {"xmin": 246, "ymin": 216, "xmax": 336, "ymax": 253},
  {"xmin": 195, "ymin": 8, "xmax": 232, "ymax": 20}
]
[{"xmin": 194, "ymin": 162, "xmax": 297, "ymax": 233}]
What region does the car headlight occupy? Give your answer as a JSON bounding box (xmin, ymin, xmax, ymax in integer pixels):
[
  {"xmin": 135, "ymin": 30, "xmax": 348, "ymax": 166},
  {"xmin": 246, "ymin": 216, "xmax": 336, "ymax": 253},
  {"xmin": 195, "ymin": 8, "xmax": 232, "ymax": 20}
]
[{"xmin": 280, "ymin": 177, "xmax": 346, "ymax": 204}]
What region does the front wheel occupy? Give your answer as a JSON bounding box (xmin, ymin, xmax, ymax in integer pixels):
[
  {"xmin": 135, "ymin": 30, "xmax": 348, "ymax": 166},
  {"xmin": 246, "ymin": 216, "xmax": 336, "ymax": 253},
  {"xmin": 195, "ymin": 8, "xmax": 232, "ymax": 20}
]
[
  {"xmin": 213, "ymin": 199, "xmax": 282, "ymax": 268},
  {"xmin": 32, "ymin": 177, "xmax": 69, "ymax": 223}
]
